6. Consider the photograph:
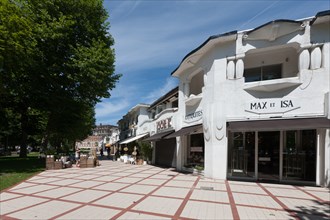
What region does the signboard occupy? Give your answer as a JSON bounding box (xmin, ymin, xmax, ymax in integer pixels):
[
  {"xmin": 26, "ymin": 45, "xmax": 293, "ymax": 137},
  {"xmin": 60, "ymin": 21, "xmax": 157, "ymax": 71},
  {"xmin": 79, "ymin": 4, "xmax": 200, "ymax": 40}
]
[
  {"xmin": 185, "ymin": 110, "xmax": 203, "ymax": 121},
  {"xmin": 245, "ymin": 98, "xmax": 300, "ymax": 114},
  {"xmin": 156, "ymin": 117, "xmax": 173, "ymax": 132}
]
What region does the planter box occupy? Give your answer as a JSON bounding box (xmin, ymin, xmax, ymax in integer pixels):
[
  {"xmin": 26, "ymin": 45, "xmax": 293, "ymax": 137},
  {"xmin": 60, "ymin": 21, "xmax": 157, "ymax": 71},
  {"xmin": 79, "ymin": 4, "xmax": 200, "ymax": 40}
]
[
  {"xmin": 54, "ymin": 161, "xmax": 63, "ymax": 169},
  {"xmin": 136, "ymin": 159, "xmax": 144, "ymax": 165},
  {"xmin": 46, "ymin": 155, "xmax": 55, "ymax": 170}
]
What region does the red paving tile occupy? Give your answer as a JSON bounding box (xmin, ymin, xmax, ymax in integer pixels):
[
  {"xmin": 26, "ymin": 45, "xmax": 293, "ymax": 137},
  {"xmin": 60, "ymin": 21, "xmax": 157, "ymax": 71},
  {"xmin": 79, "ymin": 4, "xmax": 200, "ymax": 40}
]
[{"xmin": 1, "ymin": 160, "xmax": 329, "ymax": 220}]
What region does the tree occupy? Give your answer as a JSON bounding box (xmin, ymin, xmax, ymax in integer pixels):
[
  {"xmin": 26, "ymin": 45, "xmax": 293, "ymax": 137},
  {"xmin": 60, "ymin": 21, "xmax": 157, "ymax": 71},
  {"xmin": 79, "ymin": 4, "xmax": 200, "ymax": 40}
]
[{"xmin": 0, "ymin": 0, "xmax": 120, "ymax": 157}]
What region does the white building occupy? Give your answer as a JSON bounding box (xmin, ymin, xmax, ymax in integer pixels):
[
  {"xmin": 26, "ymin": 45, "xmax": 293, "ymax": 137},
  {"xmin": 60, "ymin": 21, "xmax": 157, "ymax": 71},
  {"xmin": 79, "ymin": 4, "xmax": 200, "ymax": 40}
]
[
  {"xmin": 169, "ymin": 10, "xmax": 330, "ymax": 187},
  {"xmin": 118, "ymin": 104, "xmax": 150, "ymax": 146},
  {"xmin": 141, "ymin": 87, "xmax": 179, "ymax": 167}
]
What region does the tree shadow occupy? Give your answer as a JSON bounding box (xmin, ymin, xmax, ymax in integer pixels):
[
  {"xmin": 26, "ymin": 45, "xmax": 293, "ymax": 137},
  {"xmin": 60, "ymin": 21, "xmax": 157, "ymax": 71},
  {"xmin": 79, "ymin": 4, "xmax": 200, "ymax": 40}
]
[{"xmin": 288, "ymin": 200, "xmax": 330, "ymax": 220}]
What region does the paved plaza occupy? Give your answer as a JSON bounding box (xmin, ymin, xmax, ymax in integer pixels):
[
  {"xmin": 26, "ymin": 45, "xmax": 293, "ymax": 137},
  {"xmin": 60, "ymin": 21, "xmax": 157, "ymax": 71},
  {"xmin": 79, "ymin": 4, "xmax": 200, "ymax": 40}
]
[{"xmin": 1, "ymin": 160, "xmax": 329, "ymax": 219}]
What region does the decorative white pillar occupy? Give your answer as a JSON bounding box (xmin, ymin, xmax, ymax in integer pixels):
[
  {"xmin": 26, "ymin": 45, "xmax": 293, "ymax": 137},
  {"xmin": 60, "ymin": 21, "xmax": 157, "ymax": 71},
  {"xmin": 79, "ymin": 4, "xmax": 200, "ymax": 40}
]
[
  {"xmin": 310, "ymin": 47, "xmax": 322, "ymax": 70},
  {"xmin": 235, "ymin": 59, "xmax": 244, "ymax": 79},
  {"xmin": 299, "ymin": 49, "xmax": 310, "ymax": 71},
  {"xmin": 227, "ymin": 60, "xmax": 235, "ymax": 80}
]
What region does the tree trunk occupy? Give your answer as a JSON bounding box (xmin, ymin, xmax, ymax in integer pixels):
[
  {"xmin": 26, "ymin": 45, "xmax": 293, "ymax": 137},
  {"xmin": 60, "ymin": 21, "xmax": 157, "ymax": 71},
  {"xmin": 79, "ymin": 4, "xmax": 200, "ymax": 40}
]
[{"xmin": 19, "ymin": 107, "xmax": 28, "ymax": 158}]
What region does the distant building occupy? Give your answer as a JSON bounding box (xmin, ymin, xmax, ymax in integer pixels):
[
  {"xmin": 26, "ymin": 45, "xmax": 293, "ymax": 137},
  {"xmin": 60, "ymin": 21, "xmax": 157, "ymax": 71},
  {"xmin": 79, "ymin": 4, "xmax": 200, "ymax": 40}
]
[
  {"xmin": 117, "ymin": 104, "xmax": 150, "ymax": 146},
  {"xmin": 141, "ymin": 87, "xmax": 179, "ymax": 167}
]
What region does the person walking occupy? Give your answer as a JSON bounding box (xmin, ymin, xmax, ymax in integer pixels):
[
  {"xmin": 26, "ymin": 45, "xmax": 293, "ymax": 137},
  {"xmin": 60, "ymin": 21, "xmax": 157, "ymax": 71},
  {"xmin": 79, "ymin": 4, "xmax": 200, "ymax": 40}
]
[{"xmin": 75, "ymin": 148, "xmax": 80, "ymax": 167}]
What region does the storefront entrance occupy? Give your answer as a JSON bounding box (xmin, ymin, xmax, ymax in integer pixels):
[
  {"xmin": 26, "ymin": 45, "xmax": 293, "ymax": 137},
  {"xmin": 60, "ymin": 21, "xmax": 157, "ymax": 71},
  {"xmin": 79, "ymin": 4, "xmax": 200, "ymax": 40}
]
[
  {"xmin": 228, "ymin": 130, "xmax": 316, "ymax": 184},
  {"xmin": 258, "ymin": 131, "xmax": 279, "ymax": 181}
]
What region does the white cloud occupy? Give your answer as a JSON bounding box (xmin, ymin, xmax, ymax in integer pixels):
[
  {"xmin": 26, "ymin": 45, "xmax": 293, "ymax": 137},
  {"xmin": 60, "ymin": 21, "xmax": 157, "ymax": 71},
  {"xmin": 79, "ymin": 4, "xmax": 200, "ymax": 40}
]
[{"xmin": 143, "ymin": 77, "xmax": 178, "ymax": 104}]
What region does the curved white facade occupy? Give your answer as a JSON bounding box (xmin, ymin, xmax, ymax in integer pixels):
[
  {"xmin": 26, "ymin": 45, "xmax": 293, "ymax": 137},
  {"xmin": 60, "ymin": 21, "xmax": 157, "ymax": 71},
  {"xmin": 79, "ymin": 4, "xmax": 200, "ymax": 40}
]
[{"xmin": 171, "ymin": 11, "xmax": 330, "ymax": 187}]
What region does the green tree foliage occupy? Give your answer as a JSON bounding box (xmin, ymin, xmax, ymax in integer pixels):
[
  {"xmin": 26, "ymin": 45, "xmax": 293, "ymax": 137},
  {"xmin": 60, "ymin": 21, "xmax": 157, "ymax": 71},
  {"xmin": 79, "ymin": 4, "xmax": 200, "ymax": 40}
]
[{"xmin": 0, "ymin": 0, "xmax": 120, "ymax": 157}]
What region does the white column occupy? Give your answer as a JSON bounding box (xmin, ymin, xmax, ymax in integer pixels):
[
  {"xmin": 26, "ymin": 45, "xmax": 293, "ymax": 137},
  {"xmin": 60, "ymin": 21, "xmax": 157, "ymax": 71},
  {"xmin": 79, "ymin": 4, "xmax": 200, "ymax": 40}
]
[{"xmin": 316, "ymin": 129, "xmax": 325, "ymax": 186}]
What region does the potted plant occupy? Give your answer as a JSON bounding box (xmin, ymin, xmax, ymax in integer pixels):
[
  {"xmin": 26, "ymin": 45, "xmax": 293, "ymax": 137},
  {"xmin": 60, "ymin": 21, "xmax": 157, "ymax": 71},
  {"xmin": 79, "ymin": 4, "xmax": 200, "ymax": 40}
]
[
  {"xmin": 138, "ymin": 141, "xmax": 152, "ymax": 164},
  {"xmin": 193, "ymin": 165, "xmax": 204, "ymax": 176}
]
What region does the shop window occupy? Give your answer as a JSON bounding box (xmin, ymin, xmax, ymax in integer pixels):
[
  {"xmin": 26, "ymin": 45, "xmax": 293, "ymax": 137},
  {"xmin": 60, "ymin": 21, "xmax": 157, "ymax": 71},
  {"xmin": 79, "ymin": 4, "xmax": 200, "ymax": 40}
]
[
  {"xmin": 283, "ymin": 130, "xmax": 316, "ymax": 182},
  {"xmin": 244, "ymin": 64, "xmax": 282, "ymax": 82},
  {"xmin": 186, "ymin": 133, "xmax": 204, "ymax": 167}
]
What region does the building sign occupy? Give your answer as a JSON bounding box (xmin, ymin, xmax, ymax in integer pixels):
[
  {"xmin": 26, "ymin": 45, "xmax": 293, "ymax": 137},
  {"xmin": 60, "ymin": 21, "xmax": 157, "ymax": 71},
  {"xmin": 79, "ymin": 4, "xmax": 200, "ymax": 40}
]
[
  {"xmin": 245, "ymin": 98, "xmax": 300, "ymax": 114},
  {"xmin": 156, "ymin": 117, "xmax": 173, "ymax": 132},
  {"xmin": 185, "ymin": 110, "xmax": 203, "ymax": 120}
]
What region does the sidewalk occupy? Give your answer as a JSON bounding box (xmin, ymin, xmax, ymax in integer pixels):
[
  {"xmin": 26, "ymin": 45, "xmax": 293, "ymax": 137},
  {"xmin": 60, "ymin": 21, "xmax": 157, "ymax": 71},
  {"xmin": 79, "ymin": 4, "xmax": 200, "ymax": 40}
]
[{"xmin": 1, "ymin": 161, "xmax": 329, "ymax": 219}]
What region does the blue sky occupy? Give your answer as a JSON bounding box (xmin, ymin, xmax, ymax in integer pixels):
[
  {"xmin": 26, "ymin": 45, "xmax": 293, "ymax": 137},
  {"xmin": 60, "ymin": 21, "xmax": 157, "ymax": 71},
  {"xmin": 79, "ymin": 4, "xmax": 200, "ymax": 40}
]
[{"xmin": 95, "ymin": 0, "xmax": 329, "ymax": 125}]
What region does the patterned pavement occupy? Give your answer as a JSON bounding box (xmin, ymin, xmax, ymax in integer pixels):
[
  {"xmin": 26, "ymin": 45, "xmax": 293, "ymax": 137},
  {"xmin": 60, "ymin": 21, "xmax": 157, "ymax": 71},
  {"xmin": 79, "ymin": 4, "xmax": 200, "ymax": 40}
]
[{"xmin": 1, "ymin": 160, "xmax": 329, "ymax": 219}]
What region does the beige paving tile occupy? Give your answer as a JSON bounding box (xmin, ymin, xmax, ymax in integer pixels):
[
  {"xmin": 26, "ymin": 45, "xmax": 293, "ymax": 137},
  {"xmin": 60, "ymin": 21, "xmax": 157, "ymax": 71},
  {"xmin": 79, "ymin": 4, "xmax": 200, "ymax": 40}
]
[
  {"xmin": 196, "ymin": 181, "xmax": 227, "ymax": 191},
  {"xmin": 57, "ymin": 205, "xmax": 120, "ymax": 219},
  {"xmin": 233, "ymin": 193, "xmax": 282, "ymax": 209},
  {"xmin": 180, "ymin": 200, "xmax": 233, "ymax": 219},
  {"xmin": 151, "ymin": 174, "xmax": 175, "ymax": 180},
  {"xmin": 229, "ymin": 184, "xmax": 267, "ymax": 195},
  {"xmin": 139, "ymin": 178, "xmax": 168, "ymax": 186},
  {"xmin": 35, "ymin": 187, "xmax": 82, "ymax": 198},
  {"xmin": 118, "ymin": 211, "xmax": 171, "ymax": 219},
  {"xmin": 237, "ymin": 206, "xmax": 292, "ymax": 219},
  {"xmin": 305, "ymin": 190, "xmax": 330, "ymax": 201},
  {"xmin": 93, "ymin": 192, "xmax": 143, "ymax": 208},
  {"xmin": 228, "ymin": 180, "xmax": 258, "ymax": 186},
  {"xmin": 69, "ymin": 180, "xmax": 103, "ymax": 188},
  {"xmin": 8, "ymin": 200, "xmax": 80, "ymax": 219},
  {"xmin": 55, "ymin": 173, "xmax": 82, "ymax": 178},
  {"xmin": 61, "ymin": 189, "xmax": 109, "ymax": 203},
  {"xmin": 132, "ymin": 196, "xmax": 182, "ymax": 215},
  {"xmin": 75, "ymin": 174, "xmax": 101, "ymax": 180},
  {"xmin": 298, "ymin": 186, "xmax": 330, "ymax": 192},
  {"xmin": 93, "ymin": 175, "xmax": 119, "ymax": 182},
  {"xmin": 8, "ymin": 182, "xmax": 37, "ymax": 190},
  {"xmin": 1, "ymin": 196, "xmax": 48, "ymax": 215},
  {"xmin": 49, "ymin": 179, "xmax": 83, "ymax": 186},
  {"xmin": 130, "ymin": 173, "xmax": 153, "ymax": 178},
  {"xmin": 165, "ymin": 180, "xmax": 194, "ymax": 188},
  {"xmin": 279, "ymin": 197, "xmax": 330, "ymax": 216},
  {"xmin": 174, "ymin": 175, "xmax": 198, "ymax": 181},
  {"xmin": 93, "ymin": 182, "xmax": 129, "ymax": 191},
  {"xmin": 191, "ymin": 189, "xmax": 229, "ymax": 203},
  {"xmin": 114, "ymin": 177, "xmax": 142, "ymax": 184},
  {"xmin": 27, "ymin": 177, "xmax": 62, "ymax": 184},
  {"xmin": 261, "ymin": 183, "xmax": 295, "ymax": 189},
  {"xmin": 0, "ymin": 192, "xmax": 23, "ymax": 201},
  {"xmin": 112, "ymin": 172, "xmax": 131, "ymax": 177},
  {"xmin": 10, "ymin": 184, "xmax": 59, "ymax": 194},
  {"xmin": 152, "ymin": 186, "xmax": 190, "ymax": 198},
  {"xmin": 120, "ymin": 184, "xmax": 158, "ymax": 194},
  {"xmin": 267, "ymin": 187, "xmax": 314, "ymax": 199}
]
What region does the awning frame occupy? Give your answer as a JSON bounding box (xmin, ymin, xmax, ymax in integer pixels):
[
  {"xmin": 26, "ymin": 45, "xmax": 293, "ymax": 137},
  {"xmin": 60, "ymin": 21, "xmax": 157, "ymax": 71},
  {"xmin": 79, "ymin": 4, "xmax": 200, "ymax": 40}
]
[
  {"xmin": 144, "ymin": 130, "xmax": 174, "ymax": 141},
  {"xmin": 120, "ymin": 133, "xmax": 149, "ymax": 145}
]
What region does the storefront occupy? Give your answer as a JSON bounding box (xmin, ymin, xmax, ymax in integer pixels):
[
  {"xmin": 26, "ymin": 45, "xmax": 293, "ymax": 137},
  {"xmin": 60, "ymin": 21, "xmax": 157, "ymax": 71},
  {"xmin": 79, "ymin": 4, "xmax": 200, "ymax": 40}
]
[
  {"xmin": 226, "ymin": 118, "xmax": 330, "ymax": 184},
  {"xmin": 170, "ymin": 11, "xmax": 330, "ymax": 186}
]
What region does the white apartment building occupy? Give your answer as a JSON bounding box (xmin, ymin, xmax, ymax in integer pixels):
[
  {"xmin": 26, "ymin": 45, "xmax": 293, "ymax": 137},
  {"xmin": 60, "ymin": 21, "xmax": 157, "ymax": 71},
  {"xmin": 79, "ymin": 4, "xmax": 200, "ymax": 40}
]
[
  {"xmin": 118, "ymin": 104, "xmax": 150, "ymax": 146},
  {"xmin": 169, "ymin": 10, "xmax": 330, "ymax": 187},
  {"xmin": 141, "ymin": 87, "xmax": 179, "ymax": 167}
]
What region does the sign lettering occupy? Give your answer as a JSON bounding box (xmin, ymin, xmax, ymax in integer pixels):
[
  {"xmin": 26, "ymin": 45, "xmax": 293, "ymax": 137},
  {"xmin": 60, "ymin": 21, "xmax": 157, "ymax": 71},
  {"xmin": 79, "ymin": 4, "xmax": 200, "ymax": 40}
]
[
  {"xmin": 246, "ymin": 99, "xmax": 299, "ymax": 114},
  {"xmin": 185, "ymin": 110, "xmax": 203, "ymax": 120},
  {"xmin": 156, "ymin": 117, "xmax": 173, "ymax": 132}
]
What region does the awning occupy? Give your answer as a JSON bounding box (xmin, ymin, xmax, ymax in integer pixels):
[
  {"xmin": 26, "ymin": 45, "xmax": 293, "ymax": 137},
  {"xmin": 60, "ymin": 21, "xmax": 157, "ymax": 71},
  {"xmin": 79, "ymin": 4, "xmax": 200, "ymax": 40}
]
[
  {"xmin": 144, "ymin": 130, "xmax": 174, "ymax": 141},
  {"xmin": 120, "ymin": 133, "xmax": 149, "ymax": 144},
  {"xmin": 165, "ymin": 124, "xmax": 203, "ymax": 139},
  {"xmin": 227, "ymin": 117, "xmax": 330, "ymax": 131}
]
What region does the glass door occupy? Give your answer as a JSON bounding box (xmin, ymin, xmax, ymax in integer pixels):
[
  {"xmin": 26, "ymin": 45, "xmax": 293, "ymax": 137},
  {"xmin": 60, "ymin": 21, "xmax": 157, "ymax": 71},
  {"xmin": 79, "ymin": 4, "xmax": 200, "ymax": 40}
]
[
  {"xmin": 228, "ymin": 132, "xmax": 255, "ymax": 178},
  {"xmin": 258, "ymin": 131, "xmax": 280, "ymax": 181}
]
